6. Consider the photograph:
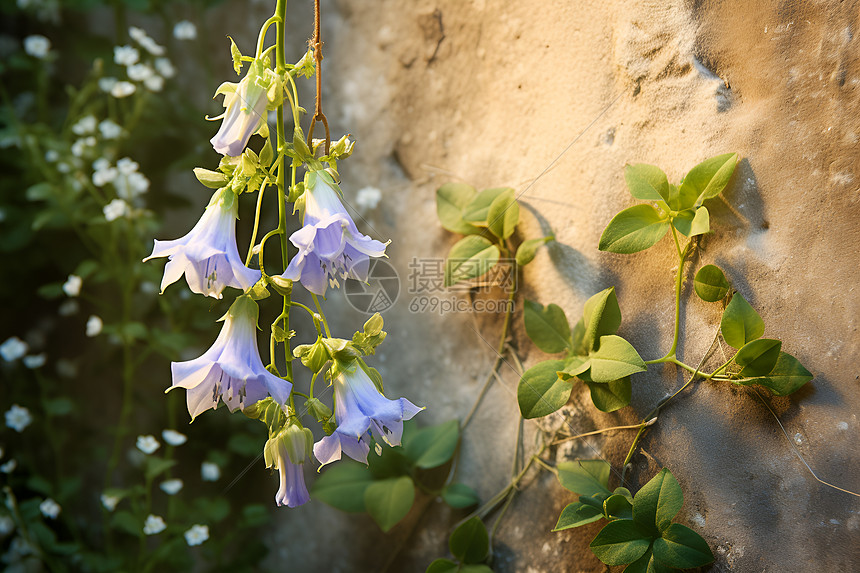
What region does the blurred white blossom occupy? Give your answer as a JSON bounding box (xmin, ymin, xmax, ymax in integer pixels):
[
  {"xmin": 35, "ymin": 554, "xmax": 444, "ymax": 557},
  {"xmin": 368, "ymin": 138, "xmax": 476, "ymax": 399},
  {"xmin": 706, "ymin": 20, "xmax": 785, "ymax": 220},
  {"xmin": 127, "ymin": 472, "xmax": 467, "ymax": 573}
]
[
  {"xmin": 5, "ymin": 405, "xmax": 32, "ymax": 432},
  {"xmin": 143, "ymin": 514, "xmax": 166, "ymax": 535},
  {"xmin": 23, "ymin": 35, "xmax": 50, "ymax": 59},
  {"xmin": 113, "ymin": 45, "xmax": 139, "ymax": 67},
  {"xmin": 71, "ymin": 115, "xmax": 97, "ymax": 135},
  {"xmin": 23, "ymin": 354, "xmax": 46, "ymax": 369},
  {"xmin": 98, "ymin": 77, "xmax": 118, "ymax": 93},
  {"xmin": 1, "ymin": 337, "xmax": 28, "ymax": 361},
  {"xmin": 161, "ymin": 429, "xmax": 187, "ymax": 446},
  {"xmin": 355, "ymin": 186, "xmax": 383, "ymax": 212},
  {"xmin": 143, "ymin": 74, "xmax": 164, "ymax": 92},
  {"xmin": 184, "ymin": 524, "xmax": 209, "ymax": 546},
  {"xmin": 173, "ymin": 21, "xmax": 197, "ymax": 40},
  {"xmin": 58, "ymin": 300, "xmax": 79, "ymax": 317},
  {"xmin": 100, "ymin": 494, "xmax": 119, "ymax": 511},
  {"xmin": 129, "ymin": 28, "xmax": 165, "ymax": 56},
  {"xmin": 44, "ymin": 149, "xmax": 59, "ymax": 162},
  {"xmin": 98, "ymin": 119, "xmax": 122, "ymax": 139},
  {"xmin": 159, "ymin": 479, "xmax": 183, "ymax": 495},
  {"xmin": 154, "ymin": 57, "xmax": 175, "ymax": 79},
  {"xmin": 62, "ymin": 274, "xmax": 82, "ymax": 297},
  {"xmin": 39, "ymin": 499, "xmax": 60, "ymax": 519},
  {"xmin": 127, "ymin": 63, "xmax": 154, "ymax": 82},
  {"xmin": 111, "ymin": 81, "xmax": 136, "ymax": 98},
  {"xmin": 136, "ymin": 435, "xmax": 160, "ymax": 455},
  {"xmin": 103, "ymin": 198, "xmax": 129, "ymax": 221},
  {"xmin": 201, "ymin": 462, "xmax": 221, "ymax": 482},
  {"xmin": 85, "ymin": 315, "xmax": 103, "ymax": 337},
  {"xmin": 0, "ymin": 515, "xmax": 14, "ymax": 536},
  {"xmin": 0, "ymin": 460, "xmax": 17, "ymax": 473}
]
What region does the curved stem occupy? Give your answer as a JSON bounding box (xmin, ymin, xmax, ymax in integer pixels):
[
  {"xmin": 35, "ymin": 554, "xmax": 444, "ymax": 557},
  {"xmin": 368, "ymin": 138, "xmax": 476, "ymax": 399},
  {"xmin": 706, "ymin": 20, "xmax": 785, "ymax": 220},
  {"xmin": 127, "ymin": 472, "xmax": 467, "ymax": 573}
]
[
  {"xmin": 245, "ymin": 177, "xmax": 269, "ymax": 266},
  {"xmin": 310, "ymin": 294, "xmax": 332, "ymax": 337},
  {"xmin": 255, "ymin": 15, "xmax": 280, "ymax": 58}
]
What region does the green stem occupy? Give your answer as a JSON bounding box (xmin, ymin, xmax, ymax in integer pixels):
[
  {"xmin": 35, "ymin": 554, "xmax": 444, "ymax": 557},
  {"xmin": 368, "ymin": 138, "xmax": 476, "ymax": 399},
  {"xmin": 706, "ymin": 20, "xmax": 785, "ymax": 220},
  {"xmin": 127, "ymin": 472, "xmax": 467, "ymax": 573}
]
[
  {"xmin": 311, "ymin": 294, "xmax": 332, "ymax": 338},
  {"xmin": 245, "ymin": 177, "xmax": 270, "ymax": 266}
]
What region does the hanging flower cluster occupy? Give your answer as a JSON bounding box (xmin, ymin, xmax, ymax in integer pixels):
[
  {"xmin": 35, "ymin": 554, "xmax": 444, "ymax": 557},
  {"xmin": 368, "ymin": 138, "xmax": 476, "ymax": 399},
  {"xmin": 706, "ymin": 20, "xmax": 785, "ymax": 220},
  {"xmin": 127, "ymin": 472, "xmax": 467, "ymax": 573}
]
[{"xmin": 145, "ymin": 23, "xmax": 419, "ymax": 509}]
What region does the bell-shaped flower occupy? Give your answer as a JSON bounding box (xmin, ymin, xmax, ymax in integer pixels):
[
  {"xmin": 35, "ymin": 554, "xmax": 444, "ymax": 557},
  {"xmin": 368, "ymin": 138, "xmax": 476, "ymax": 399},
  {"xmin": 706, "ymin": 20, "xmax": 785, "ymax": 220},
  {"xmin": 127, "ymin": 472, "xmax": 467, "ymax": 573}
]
[
  {"xmin": 210, "ymin": 61, "xmax": 273, "ymax": 157},
  {"xmin": 313, "ymin": 361, "xmax": 422, "ymax": 467},
  {"xmin": 264, "ymin": 423, "xmax": 313, "ymax": 508},
  {"xmin": 281, "ymin": 171, "xmax": 389, "ymax": 296},
  {"xmin": 168, "ymin": 295, "xmax": 291, "ymax": 420},
  {"xmin": 144, "ymin": 188, "xmax": 260, "ymax": 299}
]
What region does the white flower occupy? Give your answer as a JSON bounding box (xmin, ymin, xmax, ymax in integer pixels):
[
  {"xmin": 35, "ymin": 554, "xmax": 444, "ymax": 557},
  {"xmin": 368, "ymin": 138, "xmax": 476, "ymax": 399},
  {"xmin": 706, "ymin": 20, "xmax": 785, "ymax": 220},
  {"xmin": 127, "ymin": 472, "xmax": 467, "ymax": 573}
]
[
  {"xmin": 56, "ymin": 162, "xmax": 70, "ymax": 173},
  {"xmin": 143, "ymin": 74, "xmax": 164, "ymax": 92},
  {"xmin": 39, "ymin": 499, "xmax": 60, "ymax": 519},
  {"xmin": 0, "ymin": 515, "xmax": 14, "ymax": 536},
  {"xmin": 103, "ymin": 198, "xmax": 129, "ymax": 221},
  {"xmin": 110, "ymin": 81, "xmax": 136, "ymax": 98},
  {"xmin": 23, "ymin": 354, "xmax": 46, "ymax": 369},
  {"xmin": 113, "ymin": 45, "xmax": 139, "ymax": 67},
  {"xmin": 136, "ymin": 435, "xmax": 160, "ymax": 455},
  {"xmin": 23, "ymin": 35, "xmax": 50, "ymax": 59},
  {"xmin": 98, "ymin": 77, "xmax": 118, "ymax": 93},
  {"xmin": 1, "ymin": 337, "xmax": 29, "ymax": 361},
  {"xmin": 71, "ymin": 115, "xmax": 97, "ymax": 135},
  {"xmin": 44, "ymin": 149, "xmax": 59, "ymax": 162},
  {"xmin": 116, "ymin": 157, "xmax": 138, "ymax": 175},
  {"xmin": 115, "ymin": 172, "xmax": 149, "ymax": 199},
  {"xmin": 201, "ymin": 462, "xmax": 220, "ymax": 482},
  {"xmin": 4, "ymin": 406, "xmax": 30, "ymax": 433},
  {"xmin": 0, "ymin": 460, "xmax": 17, "ymax": 473},
  {"xmin": 58, "ymin": 300, "xmax": 79, "ymax": 316},
  {"xmin": 93, "ymin": 166, "xmax": 118, "ymax": 187},
  {"xmin": 127, "ymin": 63, "xmax": 154, "ymax": 82},
  {"xmin": 143, "ymin": 514, "xmax": 166, "ymax": 535},
  {"xmin": 184, "ymin": 524, "xmax": 209, "ymax": 546},
  {"xmin": 173, "ymin": 21, "xmax": 197, "ymax": 41},
  {"xmin": 128, "ymin": 27, "xmax": 148, "ymax": 44},
  {"xmin": 85, "ymin": 315, "xmax": 103, "ymax": 337},
  {"xmin": 355, "ymin": 186, "xmax": 383, "ymax": 212},
  {"xmin": 161, "ymin": 429, "xmax": 187, "ymax": 446},
  {"xmin": 63, "ymin": 274, "xmax": 82, "ymax": 297},
  {"xmin": 138, "ymin": 37, "xmax": 165, "ymax": 57},
  {"xmin": 98, "ymin": 119, "xmax": 122, "ymax": 139},
  {"xmin": 154, "ymin": 58, "xmax": 175, "ymax": 79},
  {"xmin": 71, "ymin": 139, "xmax": 88, "ymax": 158},
  {"xmin": 100, "ymin": 494, "xmax": 119, "ymax": 511},
  {"xmin": 159, "ymin": 479, "xmax": 183, "ymax": 495}
]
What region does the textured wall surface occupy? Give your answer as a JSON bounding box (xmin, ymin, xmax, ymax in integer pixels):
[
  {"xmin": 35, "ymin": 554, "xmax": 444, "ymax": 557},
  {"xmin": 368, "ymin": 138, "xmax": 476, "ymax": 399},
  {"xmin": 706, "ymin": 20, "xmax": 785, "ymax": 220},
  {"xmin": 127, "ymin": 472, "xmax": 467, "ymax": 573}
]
[{"xmin": 253, "ymin": 1, "xmax": 860, "ymax": 570}]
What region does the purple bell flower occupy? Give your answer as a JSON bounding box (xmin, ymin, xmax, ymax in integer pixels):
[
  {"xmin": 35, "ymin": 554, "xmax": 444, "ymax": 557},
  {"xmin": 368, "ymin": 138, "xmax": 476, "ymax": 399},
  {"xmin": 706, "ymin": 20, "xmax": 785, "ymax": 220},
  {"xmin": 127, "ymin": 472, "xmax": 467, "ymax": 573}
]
[
  {"xmin": 280, "ymin": 171, "xmax": 388, "ymax": 296},
  {"xmin": 144, "ymin": 188, "xmax": 260, "ymax": 299},
  {"xmin": 265, "ymin": 424, "xmax": 313, "ymax": 508},
  {"xmin": 168, "ymin": 295, "xmax": 291, "ymax": 420},
  {"xmin": 313, "ymin": 363, "xmax": 422, "ymax": 467}
]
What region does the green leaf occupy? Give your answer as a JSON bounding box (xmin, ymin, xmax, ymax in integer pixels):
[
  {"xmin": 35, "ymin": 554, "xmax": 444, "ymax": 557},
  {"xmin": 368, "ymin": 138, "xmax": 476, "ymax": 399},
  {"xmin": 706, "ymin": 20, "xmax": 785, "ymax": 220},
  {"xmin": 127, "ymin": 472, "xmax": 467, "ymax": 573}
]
[
  {"xmin": 666, "ymin": 182, "xmax": 698, "ymax": 211},
  {"xmin": 193, "ymin": 167, "xmax": 229, "ymax": 189},
  {"xmin": 144, "ymin": 457, "xmax": 177, "ymax": 480},
  {"xmin": 652, "ymin": 523, "xmax": 714, "ymax": 568},
  {"xmin": 523, "ymin": 300, "xmax": 571, "ymax": 353},
  {"xmin": 557, "ymin": 460, "xmax": 611, "ymax": 497},
  {"xmin": 604, "ymin": 494, "xmax": 634, "ymax": 521},
  {"xmin": 689, "ymin": 206, "xmax": 709, "ymax": 236},
  {"xmin": 110, "ymin": 511, "xmax": 141, "ymax": 537},
  {"xmin": 517, "ymin": 360, "xmax": 571, "ymax": 419},
  {"xmin": 559, "ymin": 355, "xmax": 590, "ymax": 380},
  {"xmin": 43, "ymin": 397, "xmax": 74, "ymax": 416},
  {"xmin": 571, "ymin": 317, "xmax": 587, "ymax": 355},
  {"xmin": 585, "ymin": 378, "xmax": 632, "ymax": 412},
  {"xmin": 583, "ymin": 287, "xmax": 622, "ymax": 351},
  {"xmin": 403, "ymin": 420, "xmax": 459, "ymax": 469},
  {"xmin": 670, "ymin": 208, "xmax": 695, "ymax": 236},
  {"xmin": 632, "ymin": 468, "xmax": 683, "ymax": 535},
  {"xmin": 588, "ymin": 336, "xmax": 646, "ymax": 383},
  {"xmin": 515, "ymin": 236, "xmax": 553, "ymax": 266},
  {"xmin": 679, "ymin": 152, "xmax": 738, "ymax": 206},
  {"xmin": 364, "ymin": 476, "xmax": 415, "ymax": 532},
  {"xmin": 720, "ymin": 293, "xmax": 765, "ymax": 348},
  {"xmin": 426, "ymin": 559, "xmax": 459, "ymax": 573},
  {"xmin": 733, "ymin": 338, "xmax": 781, "ymax": 377},
  {"xmin": 311, "ymin": 462, "xmax": 374, "ymax": 513},
  {"xmin": 444, "ymin": 235, "xmax": 500, "ymax": 287},
  {"xmin": 553, "ymin": 501, "xmax": 605, "ymax": 530},
  {"xmin": 736, "ymin": 351, "xmax": 813, "ymax": 396},
  {"xmin": 590, "ymin": 519, "xmax": 654, "ymax": 566},
  {"xmin": 599, "ymin": 204, "xmax": 670, "ymax": 254},
  {"xmin": 436, "ymin": 183, "xmax": 480, "ymax": 235},
  {"xmin": 486, "ymin": 189, "xmax": 520, "ymax": 239},
  {"xmin": 442, "ymin": 483, "xmax": 480, "ymax": 508},
  {"xmin": 462, "ymin": 188, "xmax": 511, "ymax": 225},
  {"xmin": 624, "ymin": 164, "xmax": 670, "ymax": 203},
  {"xmin": 623, "ymin": 548, "xmax": 674, "ymax": 573},
  {"xmin": 449, "ymin": 516, "xmax": 489, "ymax": 564},
  {"xmin": 694, "ymin": 264, "xmax": 730, "ymax": 302}
]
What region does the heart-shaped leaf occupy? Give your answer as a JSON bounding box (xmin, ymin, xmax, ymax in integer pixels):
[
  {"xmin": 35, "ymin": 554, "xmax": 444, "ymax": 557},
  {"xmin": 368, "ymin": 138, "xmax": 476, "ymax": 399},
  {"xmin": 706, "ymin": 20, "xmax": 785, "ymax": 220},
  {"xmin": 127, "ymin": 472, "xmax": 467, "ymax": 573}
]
[
  {"xmin": 523, "ymin": 300, "xmax": 571, "ymax": 353},
  {"xmin": 652, "ymin": 523, "xmax": 714, "ymax": 569},
  {"xmin": 553, "ymin": 501, "xmax": 605, "ymax": 531},
  {"xmin": 588, "ymin": 336, "xmax": 646, "ymax": 383},
  {"xmin": 517, "ymin": 360, "xmax": 571, "ymax": 419},
  {"xmin": 599, "ymin": 204, "xmax": 670, "ymax": 254},
  {"xmin": 624, "ymin": 163, "xmax": 670, "ymax": 203},
  {"xmin": 486, "ymin": 188, "xmax": 519, "ymax": 239},
  {"xmin": 444, "ymin": 235, "xmax": 500, "ymax": 287},
  {"xmin": 733, "ymin": 338, "xmax": 781, "ymax": 377},
  {"xmin": 589, "ymin": 519, "xmax": 654, "ymax": 566},
  {"xmin": 694, "ymin": 264, "xmax": 730, "ymax": 302},
  {"xmin": 720, "ymin": 293, "xmax": 764, "ymax": 348},
  {"xmin": 436, "ymin": 183, "xmax": 480, "ymax": 234}
]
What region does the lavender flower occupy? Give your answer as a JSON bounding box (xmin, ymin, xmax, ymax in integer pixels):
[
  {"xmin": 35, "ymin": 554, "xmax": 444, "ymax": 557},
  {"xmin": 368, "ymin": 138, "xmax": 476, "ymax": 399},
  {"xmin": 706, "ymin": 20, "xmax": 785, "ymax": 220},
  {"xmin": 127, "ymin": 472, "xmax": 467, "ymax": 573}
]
[
  {"xmin": 264, "ymin": 424, "xmax": 313, "ymax": 508},
  {"xmin": 280, "ymin": 171, "xmax": 388, "ymax": 296},
  {"xmin": 313, "ymin": 363, "xmax": 422, "ymax": 467},
  {"xmin": 169, "ymin": 295, "xmax": 291, "ymax": 420},
  {"xmin": 144, "ymin": 188, "xmax": 260, "ymax": 299},
  {"xmin": 210, "ymin": 62, "xmax": 271, "ymax": 157}
]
